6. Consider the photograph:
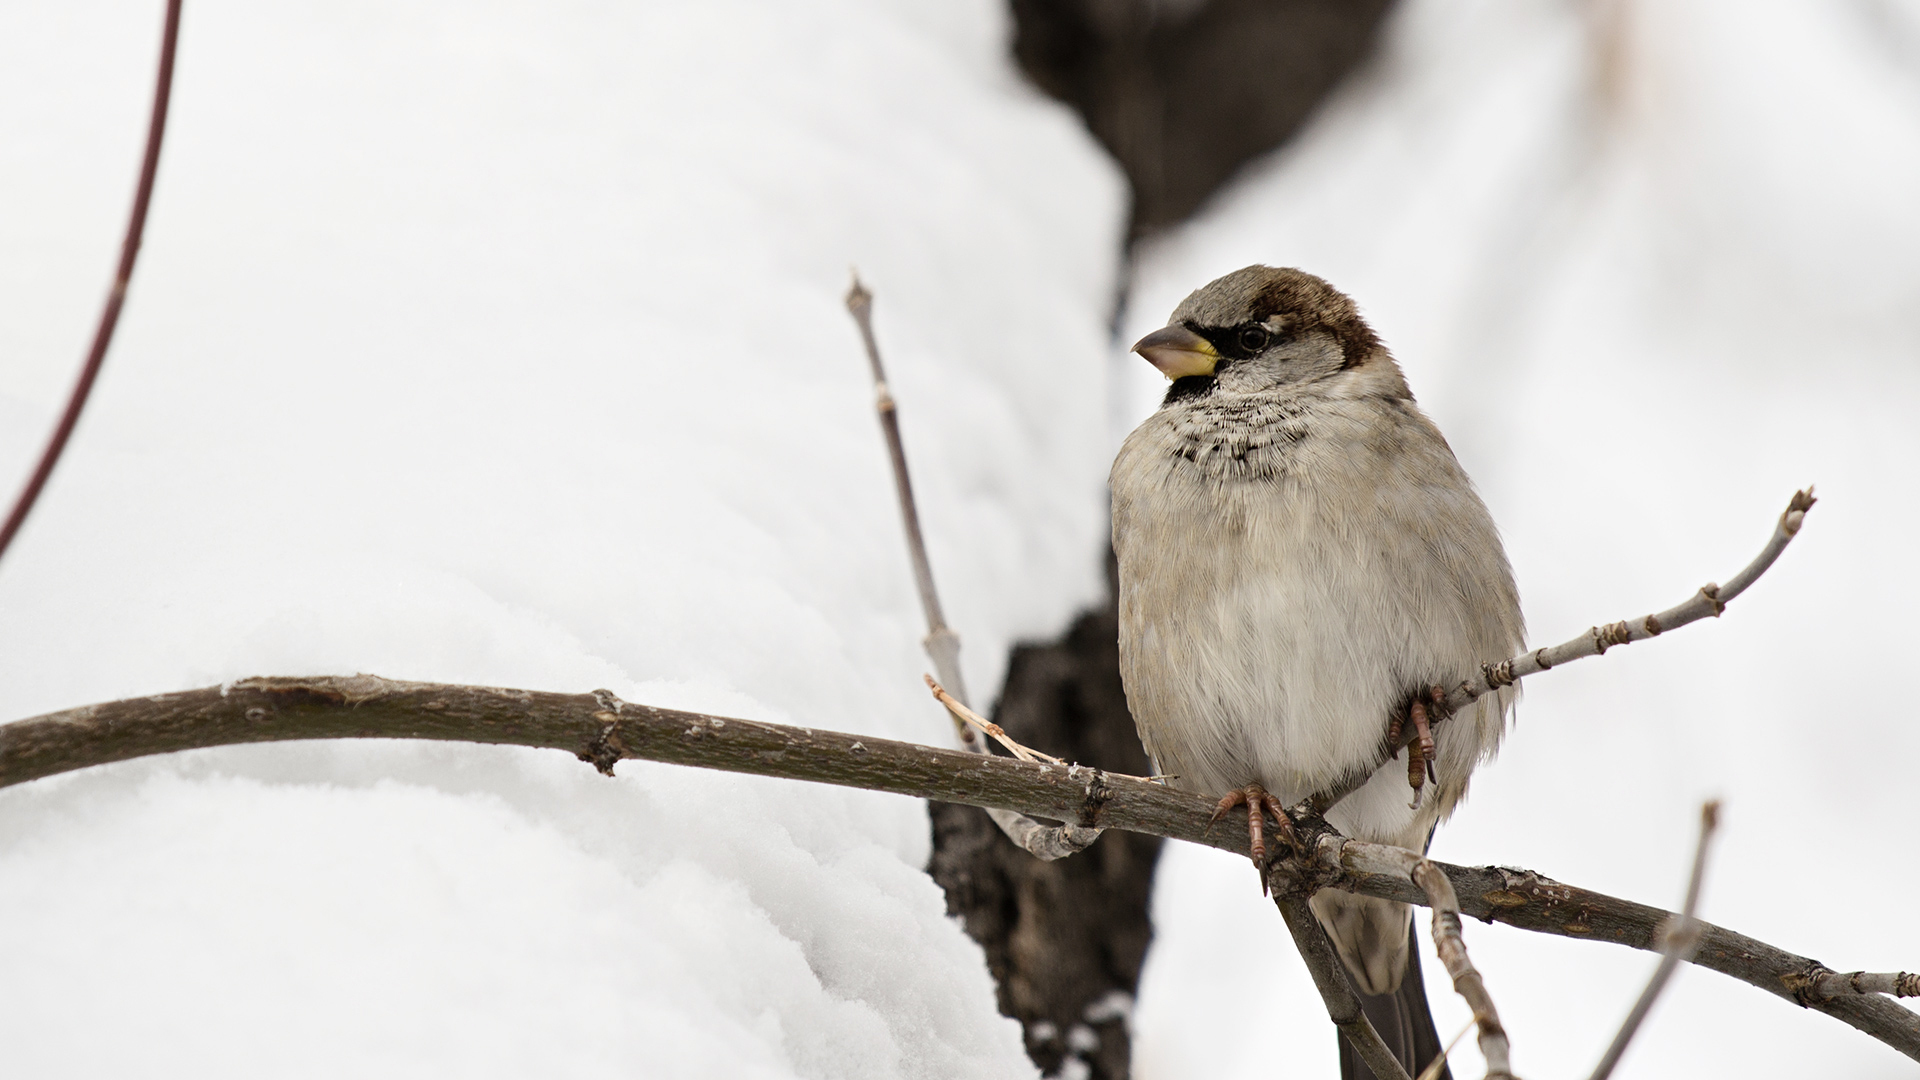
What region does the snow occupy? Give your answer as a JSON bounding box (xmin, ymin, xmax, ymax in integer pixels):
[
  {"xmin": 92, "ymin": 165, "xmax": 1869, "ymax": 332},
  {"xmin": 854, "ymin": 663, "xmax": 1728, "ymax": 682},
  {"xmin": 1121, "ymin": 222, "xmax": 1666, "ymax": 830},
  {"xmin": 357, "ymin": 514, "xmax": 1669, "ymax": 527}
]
[
  {"xmin": 0, "ymin": 1, "xmax": 1121, "ymax": 1076},
  {"xmin": 1125, "ymin": 1, "xmax": 1920, "ymax": 1077},
  {"xmin": 7, "ymin": 0, "xmax": 1919, "ymax": 1076}
]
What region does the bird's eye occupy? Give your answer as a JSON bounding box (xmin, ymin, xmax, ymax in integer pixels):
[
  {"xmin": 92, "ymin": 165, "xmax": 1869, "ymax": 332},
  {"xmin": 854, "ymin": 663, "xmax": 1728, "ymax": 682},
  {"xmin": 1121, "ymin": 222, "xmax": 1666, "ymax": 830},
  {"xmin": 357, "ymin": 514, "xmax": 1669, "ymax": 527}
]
[{"xmin": 1236, "ymin": 326, "xmax": 1271, "ymax": 353}]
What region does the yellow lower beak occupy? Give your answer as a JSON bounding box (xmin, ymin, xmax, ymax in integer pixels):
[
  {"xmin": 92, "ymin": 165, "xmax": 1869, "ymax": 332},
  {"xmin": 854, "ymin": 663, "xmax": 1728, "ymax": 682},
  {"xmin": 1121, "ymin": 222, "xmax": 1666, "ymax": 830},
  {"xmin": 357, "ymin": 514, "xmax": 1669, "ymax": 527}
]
[{"xmin": 1132, "ymin": 325, "xmax": 1219, "ymax": 380}]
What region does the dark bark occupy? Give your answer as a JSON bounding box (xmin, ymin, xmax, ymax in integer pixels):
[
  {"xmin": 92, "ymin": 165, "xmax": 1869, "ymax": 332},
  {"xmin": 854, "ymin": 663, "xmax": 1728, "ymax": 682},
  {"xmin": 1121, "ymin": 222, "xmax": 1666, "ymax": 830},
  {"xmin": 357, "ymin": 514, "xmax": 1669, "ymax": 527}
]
[
  {"xmin": 928, "ymin": 593, "xmax": 1160, "ymax": 1079},
  {"xmin": 1010, "ymin": 0, "xmax": 1398, "ymax": 241}
]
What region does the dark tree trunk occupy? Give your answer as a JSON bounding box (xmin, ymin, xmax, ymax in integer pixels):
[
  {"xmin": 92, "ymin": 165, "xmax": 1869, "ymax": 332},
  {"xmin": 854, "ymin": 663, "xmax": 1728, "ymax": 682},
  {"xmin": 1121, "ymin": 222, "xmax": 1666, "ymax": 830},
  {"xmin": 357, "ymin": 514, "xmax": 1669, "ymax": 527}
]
[
  {"xmin": 933, "ymin": 5, "xmax": 1403, "ymax": 1075},
  {"xmin": 928, "ymin": 579, "xmax": 1160, "ymax": 1080},
  {"xmin": 1010, "ymin": 0, "xmax": 1398, "ymax": 242}
]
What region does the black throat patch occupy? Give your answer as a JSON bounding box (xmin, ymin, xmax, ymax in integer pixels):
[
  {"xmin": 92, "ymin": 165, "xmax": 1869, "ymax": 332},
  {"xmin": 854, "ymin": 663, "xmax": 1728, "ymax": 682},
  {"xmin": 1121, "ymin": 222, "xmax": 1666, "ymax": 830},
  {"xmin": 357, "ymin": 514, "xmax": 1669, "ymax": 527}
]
[{"xmin": 1162, "ymin": 375, "xmax": 1217, "ymax": 405}]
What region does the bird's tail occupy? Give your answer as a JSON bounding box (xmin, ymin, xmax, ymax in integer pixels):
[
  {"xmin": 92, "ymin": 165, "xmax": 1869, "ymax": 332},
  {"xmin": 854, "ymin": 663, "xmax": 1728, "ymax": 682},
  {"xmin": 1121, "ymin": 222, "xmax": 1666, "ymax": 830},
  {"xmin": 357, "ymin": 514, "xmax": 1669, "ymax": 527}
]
[{"xmin": 1339, "ymin": 922, "xmax": 1450, "ymax": 1080}]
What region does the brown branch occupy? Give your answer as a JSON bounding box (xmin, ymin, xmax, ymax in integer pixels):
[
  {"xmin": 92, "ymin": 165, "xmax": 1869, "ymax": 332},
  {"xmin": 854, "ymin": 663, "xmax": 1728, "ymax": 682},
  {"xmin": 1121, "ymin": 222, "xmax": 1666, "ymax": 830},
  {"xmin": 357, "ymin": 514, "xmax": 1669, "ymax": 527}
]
[
  {"xmin": 0, "ymin": 0, "xmax": 182, "ymax": 566},
  {"xmin": 1274, "ymin": 897, "xmax": 1413, "ymax": 1080},
  {"xmin": 1588, "ymin": 800, "xmax": 1720, "ymax": 1080},
  {"xmin": 1311, "ymin": 832, "xmax": 1919, "ymax": 1062},
  {"xmin": 1305, "ymin": 489, "xmax": 1816, "ymax": 813},
  {"xmin": 2, "ymin": 675, "xmax": 1915, "ymax": 1060}
]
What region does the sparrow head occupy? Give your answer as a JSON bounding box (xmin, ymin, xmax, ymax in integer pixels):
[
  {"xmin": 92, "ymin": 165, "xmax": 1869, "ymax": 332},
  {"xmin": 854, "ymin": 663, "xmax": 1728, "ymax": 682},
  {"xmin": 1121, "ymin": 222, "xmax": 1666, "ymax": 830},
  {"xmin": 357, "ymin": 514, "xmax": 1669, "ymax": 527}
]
[{"xmin": 1131, "ymin": 266, "xmax": 1384, "ymax": 399}]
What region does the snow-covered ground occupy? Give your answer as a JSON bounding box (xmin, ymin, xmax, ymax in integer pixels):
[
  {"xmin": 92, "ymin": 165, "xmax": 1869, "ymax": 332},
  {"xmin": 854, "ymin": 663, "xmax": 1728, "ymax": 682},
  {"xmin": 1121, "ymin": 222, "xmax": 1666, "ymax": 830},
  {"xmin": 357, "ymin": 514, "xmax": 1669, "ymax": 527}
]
[
  {"xmin": 1125, "ymin": 1, "xmax": 1920, "ymax": 1077},
  {"xmin": 0, "ymin": 2, "xmax": 1120, "ymax": 1076}
]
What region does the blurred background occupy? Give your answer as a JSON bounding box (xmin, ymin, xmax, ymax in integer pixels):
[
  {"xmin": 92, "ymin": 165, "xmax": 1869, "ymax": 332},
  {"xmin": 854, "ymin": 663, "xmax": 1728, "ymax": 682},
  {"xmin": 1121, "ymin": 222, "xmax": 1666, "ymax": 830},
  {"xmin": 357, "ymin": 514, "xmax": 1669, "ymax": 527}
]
[{"xmin": 2, "ymin": 1, "xmax": 1917, "ymax": 1077}]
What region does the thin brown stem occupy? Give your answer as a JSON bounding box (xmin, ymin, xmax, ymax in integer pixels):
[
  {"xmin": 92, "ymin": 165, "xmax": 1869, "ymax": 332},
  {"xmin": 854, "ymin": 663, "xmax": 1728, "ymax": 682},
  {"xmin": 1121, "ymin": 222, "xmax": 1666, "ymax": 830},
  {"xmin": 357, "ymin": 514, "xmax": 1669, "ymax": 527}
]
[
  {"xmin": 1588, "ymin": 800, "xmax": 1721, "ymax": 1080},
  {"xmin": 844, "ymin": 275, "xmax": 970, "ymax": 726},
  {"xmin": 1341, "ymin": 841, "xmax": 1514, "ymax": 1078},
  {"xmin": 1306, "ymin": 489, "xmax": 1816, "ymax": 814},
  {"xmin": 844, "ymin": 274, "xmax": 1098, "ymax": 860},
  {"xmin": 0, "ymin": 0, "xmax": 183, "ymax": 566}
]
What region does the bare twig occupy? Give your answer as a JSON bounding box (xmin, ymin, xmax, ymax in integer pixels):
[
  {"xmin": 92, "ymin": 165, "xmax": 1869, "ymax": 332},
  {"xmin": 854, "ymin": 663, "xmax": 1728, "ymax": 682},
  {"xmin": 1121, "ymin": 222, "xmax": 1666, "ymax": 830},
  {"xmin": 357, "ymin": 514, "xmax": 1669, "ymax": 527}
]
[
  {"xmin": 1418, "ymin": 861, "xmax": 1513, "ymax": 1080},
  {"xmin": 6, "ymin": 676, "xmax": 1914, "ymax": 1059},
  {"xmin": 0, "ymin": 0, "xmax": 183, "ymax": 567},
  {"xmin": 1416, "ymin": 1021, "xmax": 1476, "ymax": 1080},
  {"xmin": 1306, "ymin": 489, "xmax": 1816, "ymax": 813},
  {"xmin": 1274, "ymin": 897, "xmax": 1413, "ymax": 1080},
  {"xmin": 926, "ymin": 675, "xmax": 1065, "ymax": 765},
  {"xmin": 1330, "ymin": 842, "xmax": 1514, "ymax": 1078},
  {"xmin": 1802, "ymin": 972, "xmax": 1920, "ymax": 999},
  {"xmin": 1588, "ymin": 800, "xmax": 1721, "ymax": 1080},
  {"xmin": 844, "ymin": 273, "xmax": 1100, "ymax": 861},
  {"xmin": 844, "ymin": 274, "xmax": 973, "ymax": 741}
]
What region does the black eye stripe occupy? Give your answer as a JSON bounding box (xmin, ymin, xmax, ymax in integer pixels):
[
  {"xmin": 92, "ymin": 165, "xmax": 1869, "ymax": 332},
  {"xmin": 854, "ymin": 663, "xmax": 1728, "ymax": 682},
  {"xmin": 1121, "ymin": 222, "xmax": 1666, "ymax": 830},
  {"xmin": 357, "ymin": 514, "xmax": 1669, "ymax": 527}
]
[{"xmin": 1185, "ymin": 320, "xmax": 1283, "ymax": 360}]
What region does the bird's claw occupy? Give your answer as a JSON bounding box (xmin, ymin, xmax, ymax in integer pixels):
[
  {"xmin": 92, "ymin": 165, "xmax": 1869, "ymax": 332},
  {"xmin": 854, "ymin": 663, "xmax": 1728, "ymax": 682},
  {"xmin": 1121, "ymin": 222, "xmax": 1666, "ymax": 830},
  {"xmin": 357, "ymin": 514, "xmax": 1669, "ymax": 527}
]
[
  {"xmin": 1403, "ymin": 685, "xmax": 1446, "ymax": 808},
  {"xmin": 1207, "ymin": 783, "xmax": 1299, "ymax": 889}
]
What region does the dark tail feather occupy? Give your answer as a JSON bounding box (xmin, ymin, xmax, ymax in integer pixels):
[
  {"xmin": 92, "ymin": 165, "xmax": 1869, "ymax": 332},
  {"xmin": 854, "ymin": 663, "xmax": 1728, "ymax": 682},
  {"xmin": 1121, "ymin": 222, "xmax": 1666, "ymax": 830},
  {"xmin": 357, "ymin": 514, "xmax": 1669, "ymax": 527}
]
[{"xmin": 1338, "ymin": 923, "xmax": 1450, "ymax": 1080}]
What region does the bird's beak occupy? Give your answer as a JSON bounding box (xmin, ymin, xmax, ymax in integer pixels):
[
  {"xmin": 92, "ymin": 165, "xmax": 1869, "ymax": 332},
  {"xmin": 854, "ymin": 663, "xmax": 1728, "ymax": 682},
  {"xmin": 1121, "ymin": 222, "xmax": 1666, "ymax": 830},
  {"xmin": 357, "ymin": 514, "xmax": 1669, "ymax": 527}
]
[{"xmin": 1131, "ymin": 325, "xmax": 1218, "ymax": 380}]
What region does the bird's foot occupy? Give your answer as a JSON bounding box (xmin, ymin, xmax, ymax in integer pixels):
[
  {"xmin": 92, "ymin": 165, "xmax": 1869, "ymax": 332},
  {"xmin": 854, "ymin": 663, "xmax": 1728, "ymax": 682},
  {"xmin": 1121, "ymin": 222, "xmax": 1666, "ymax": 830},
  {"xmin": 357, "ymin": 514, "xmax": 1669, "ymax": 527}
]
[
  {"xmin": 1402, "ymin": 686, "xmax": 1447, "ymax": 809},
  {"xmin": 1206, "ymin": 783, "xmax": 1298, "ymax": 882}
]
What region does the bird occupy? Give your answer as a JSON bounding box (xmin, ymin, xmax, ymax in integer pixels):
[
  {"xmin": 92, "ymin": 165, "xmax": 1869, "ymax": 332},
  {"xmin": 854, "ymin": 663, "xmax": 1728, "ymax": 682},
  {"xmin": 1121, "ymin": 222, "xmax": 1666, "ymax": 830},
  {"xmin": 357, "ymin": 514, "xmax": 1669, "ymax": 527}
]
[{"xmin": 1110, "ymin": 265, "xmax": 1523, "ymax": 1080}]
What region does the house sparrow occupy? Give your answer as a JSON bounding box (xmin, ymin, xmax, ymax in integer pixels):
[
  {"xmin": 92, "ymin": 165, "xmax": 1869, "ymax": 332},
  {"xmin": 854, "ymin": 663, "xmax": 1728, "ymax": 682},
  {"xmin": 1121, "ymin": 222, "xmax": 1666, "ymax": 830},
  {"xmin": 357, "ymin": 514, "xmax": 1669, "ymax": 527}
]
[{"xmin": 1111, "ymin": 266, "xmax": 1523, "ymax": 1080}]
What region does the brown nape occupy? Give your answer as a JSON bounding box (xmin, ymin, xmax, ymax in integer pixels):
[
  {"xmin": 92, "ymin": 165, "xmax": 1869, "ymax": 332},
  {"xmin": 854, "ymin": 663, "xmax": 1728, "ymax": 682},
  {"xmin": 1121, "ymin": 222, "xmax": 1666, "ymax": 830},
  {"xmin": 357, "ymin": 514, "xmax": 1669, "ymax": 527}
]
[{"xmin": 1250, "ymin": 267, "xmax": 1382, "ymax": 367}]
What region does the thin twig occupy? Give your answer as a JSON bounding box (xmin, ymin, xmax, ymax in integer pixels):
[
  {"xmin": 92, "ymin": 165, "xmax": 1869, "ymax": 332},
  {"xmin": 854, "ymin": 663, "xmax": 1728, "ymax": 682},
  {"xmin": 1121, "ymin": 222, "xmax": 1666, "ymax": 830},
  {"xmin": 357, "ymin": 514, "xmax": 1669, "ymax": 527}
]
[
  {"xmin": 0, "ymin": 0, "xmax": 183, "ymax": 567},
  {"xmin": 1416, "ymin": 1021, "xmax": 1477, "ymax": 1080},
  {"xmin": 1588, "ymin": 800, "xmax": 1721, "ymax": 1080},
  {"xmin": 844, "ymin": 274, "xmax": 974, "ymax": 743},
  {"xmin": 1338, "ymin": 842, "xmax": 1514, "ymax": 1078},
  {"xmin": 926, "ymin": 675, "xmax": 1065, "ymax": 765},
  {"xmin": 844, "ymin": 273, "xmax": 1099, "ymax": 860},
  {"xmin": 1305, "ymin": 489, "xmax": 1816, "ymax": 814},
  {"xmin": 1417, "ymin": 860, "xmax": 1513, "ymax": 1080},
  {"xmin": 1802, "ymin": 972, "xmax": 1920, "ymax": 999},
  {"xmin": 1274, "ymin": 897, "xmax": 1413, "ymax": 1080},
  {"xmin": 7, "ymin": 676, "xmax": 1914, "ymax": 1059}
]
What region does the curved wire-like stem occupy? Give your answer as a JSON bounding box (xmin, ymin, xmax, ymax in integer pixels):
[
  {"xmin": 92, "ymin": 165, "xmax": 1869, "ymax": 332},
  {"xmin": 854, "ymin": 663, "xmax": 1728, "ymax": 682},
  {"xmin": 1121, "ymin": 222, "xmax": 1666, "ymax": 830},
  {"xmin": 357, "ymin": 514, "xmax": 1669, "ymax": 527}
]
[
  {"xmin": 1305, "ymin": 489, "xmax": 1816, "ymax": 813},
  {"xmin": 0, "ymin": 0, "xmax": 183, "ymax": 566}
]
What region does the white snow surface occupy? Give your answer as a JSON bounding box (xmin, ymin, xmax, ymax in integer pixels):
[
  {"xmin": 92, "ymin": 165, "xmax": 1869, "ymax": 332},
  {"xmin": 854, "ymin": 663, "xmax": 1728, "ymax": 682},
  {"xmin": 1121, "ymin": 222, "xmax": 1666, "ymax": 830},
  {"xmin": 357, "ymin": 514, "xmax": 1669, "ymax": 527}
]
[
  {"xmin": 1125, "ymin": 1, "xmax": 1920, "ymax": 1078},
  {"xmin": 0, "ymin": 2, "xmax": 1121, "ymax": 1077}
]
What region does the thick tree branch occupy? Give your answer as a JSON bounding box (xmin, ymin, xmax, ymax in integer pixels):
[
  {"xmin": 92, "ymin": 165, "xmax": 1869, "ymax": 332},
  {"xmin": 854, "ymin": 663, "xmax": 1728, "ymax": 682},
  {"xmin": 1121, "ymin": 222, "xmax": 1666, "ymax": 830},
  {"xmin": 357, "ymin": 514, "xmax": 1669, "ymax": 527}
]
[
  {"xmin": 0, "ymin": 0, "xmax": 182, "ymax": 566},
  {"xmin": 2, "ymin": 675, "xmax": 1914, "ymax": 1059},
  {"xmin": 1306, "ymin": 489, "xmax": 1816, "ymax": 813}
]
